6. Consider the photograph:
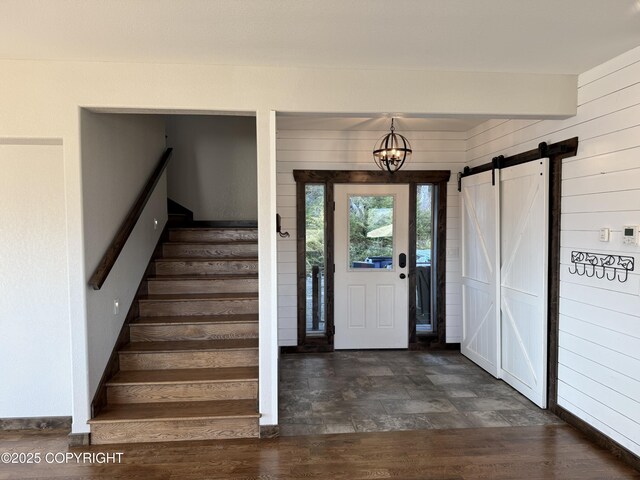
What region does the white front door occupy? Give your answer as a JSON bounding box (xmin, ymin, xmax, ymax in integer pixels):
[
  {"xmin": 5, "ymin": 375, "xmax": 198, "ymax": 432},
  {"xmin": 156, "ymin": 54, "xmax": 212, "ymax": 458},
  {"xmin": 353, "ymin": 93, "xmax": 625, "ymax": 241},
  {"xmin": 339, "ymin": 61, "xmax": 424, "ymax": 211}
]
[
  {"xmin": 461, "ymin": 170, "xmax": 501, "ymax": 377},
  {"xmin": 334, "ymin": 184, "xmax": 409, "ymax": 349},
  {"xmin": 500, "ymin": 159, "xmax": 549, "ymax": 408}
]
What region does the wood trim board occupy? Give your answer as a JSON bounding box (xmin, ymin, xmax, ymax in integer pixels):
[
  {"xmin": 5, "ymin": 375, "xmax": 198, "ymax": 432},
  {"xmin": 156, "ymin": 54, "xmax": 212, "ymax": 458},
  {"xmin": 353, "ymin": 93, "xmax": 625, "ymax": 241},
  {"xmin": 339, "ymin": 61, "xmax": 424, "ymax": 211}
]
[{"xmin": 0, "ymin": 416, "xmax": 71, "ymax": 431}]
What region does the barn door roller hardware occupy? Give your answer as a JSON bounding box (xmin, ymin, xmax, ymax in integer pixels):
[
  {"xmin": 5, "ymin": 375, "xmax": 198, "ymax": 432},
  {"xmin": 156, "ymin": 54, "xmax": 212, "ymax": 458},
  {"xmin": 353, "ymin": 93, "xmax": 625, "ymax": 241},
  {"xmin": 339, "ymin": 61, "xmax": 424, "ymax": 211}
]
[
  {"xmin": 538, "ymin": 142, "xmax": 549, "ymax": 157},
  {"xmin": 491, "ymin": 156, "xmax": 504, "ymax": 186}
]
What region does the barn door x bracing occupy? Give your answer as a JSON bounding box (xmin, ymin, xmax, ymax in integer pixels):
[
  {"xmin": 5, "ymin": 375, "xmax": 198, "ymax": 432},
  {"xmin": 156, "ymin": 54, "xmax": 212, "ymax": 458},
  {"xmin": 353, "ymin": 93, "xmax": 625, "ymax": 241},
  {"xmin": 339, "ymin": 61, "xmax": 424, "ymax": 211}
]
[
  {"xmin": 461, "ymin": 170, "xmax": 501, "ymax": 377},
  {"xmin": 461, "ymin": 159, "xmax": 549, "ymax": 408}
]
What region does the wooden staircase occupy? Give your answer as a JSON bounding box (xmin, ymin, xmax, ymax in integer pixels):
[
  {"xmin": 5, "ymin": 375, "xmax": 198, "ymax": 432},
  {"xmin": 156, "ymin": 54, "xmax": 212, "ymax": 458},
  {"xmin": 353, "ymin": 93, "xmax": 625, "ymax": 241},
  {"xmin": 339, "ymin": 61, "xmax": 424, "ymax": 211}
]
[{"xmin": 89, "ymin": 227, "xmax": 260, "ymax": 444}]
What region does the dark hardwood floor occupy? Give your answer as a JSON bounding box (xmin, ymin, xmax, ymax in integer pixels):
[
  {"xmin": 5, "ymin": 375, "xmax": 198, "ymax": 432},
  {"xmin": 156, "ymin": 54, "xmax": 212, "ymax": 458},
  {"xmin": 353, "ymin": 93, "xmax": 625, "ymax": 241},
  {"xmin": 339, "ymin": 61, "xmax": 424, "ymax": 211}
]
[{"xmin": 0, "ymin": 425, "xmax": 638, "ymax": 479}]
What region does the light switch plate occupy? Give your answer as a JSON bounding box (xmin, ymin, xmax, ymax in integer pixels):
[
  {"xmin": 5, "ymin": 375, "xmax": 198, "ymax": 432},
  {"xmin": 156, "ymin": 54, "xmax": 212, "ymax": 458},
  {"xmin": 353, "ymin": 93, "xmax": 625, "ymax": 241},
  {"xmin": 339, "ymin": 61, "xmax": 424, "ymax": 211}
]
[{"xmin": 599, "ymin": 228, "xmax": 610, "ymax": 242}]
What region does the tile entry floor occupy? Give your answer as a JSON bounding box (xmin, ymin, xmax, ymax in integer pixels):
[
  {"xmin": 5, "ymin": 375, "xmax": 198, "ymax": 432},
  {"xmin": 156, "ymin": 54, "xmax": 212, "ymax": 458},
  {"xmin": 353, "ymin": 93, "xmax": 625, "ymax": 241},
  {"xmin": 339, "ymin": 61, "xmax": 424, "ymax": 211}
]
[{"xmin": 279, "ymin": 350, "xmax": 563, "ymax": 436}]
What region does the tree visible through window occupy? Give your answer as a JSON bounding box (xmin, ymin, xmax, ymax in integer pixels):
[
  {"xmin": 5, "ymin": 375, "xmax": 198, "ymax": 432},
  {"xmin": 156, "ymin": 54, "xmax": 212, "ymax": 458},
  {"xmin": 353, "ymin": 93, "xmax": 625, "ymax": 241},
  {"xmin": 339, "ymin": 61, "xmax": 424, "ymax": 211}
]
[
  {"xmin": 305, "ymin": 185, "xmax": 325, "ymax": 271},
  {"xmin": 305, "ymin": 184, "xmax": 326, "ymax": 335},
  {"xmin": 416, "ymin": 184, "xmax": 434, "ymax": 332},
  {"xmin": 348, "ymin": 195, "xmax": 394, "ymax": 269}
]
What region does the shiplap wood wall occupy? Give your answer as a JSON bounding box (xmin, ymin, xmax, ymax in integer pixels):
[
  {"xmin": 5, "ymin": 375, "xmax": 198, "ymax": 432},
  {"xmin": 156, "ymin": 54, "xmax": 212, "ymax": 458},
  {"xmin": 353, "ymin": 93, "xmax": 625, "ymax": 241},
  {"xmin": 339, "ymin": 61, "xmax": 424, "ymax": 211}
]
[
  {"xmin": 466, "ymin": 45, "xmax": 640, "ymax": 457},
  {"xmin": 276, "ymin": 129, "xmax": 466, "ymax": 345}
]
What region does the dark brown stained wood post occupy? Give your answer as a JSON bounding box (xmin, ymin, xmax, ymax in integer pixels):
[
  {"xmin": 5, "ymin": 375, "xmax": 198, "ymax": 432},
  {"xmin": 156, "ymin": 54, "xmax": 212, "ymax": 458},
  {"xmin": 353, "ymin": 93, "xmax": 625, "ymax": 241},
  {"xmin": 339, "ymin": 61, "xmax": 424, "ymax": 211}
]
[
  {"xmin": 408, "ymin": 183, "xmax": 418, "ymax": 344},
  {"xmin": 325, "ymin": 181, "xmax": 335, "ymax": 344},
  {"xmin": 295, "ymin": 179, "xmax": 307, "ymax": 347},
  {"xmin": 89, "ymin": 148, "xmax": 173, "ymax": 290},
  {"xmin": 546, "ymin": 137, "xmax": 579, "ymax": 411},
  {"xmin": 547, "ymin": 154, "xmax": 563, "ymax": 411},
  {"xmin": 311, "ymin": 265, "xmax": 320, "ymax": 331},
  {"xmin": 433, "ymin": 181, "xmax": 448, "ymax": 348}
]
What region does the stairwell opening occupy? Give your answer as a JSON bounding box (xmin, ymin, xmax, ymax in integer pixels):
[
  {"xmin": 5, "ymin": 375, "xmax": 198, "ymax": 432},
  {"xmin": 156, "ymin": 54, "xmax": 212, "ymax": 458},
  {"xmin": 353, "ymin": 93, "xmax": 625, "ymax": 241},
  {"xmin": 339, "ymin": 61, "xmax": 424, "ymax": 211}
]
[{"xmin": 81, "ymin": 109, "xmax": 260, "ymax": 444}]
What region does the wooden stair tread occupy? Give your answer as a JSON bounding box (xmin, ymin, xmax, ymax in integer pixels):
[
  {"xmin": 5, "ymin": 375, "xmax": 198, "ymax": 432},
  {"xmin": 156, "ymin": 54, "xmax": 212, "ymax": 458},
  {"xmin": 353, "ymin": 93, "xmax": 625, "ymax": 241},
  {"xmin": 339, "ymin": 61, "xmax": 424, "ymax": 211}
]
[
  {"xmin": 139, "ymin": 292, "xmax": 258, "ymax": 301},
  {"xmin": 157, "ymin": 257, "xmax": 258, "ymax": 262},
  {"xmin": 147, "ymin": 274, "xmax": 258, "ymax": 280},
  {"xmin": 169, "ymin": 227, "xmax": 257, "ymax": 231},
  {"xmin": 163, "ymin": 241, "xmax": 258, "ymax": 246},
  {"xmin": 89, "ymin": 399, "xmax": 259, "ymax": 423},
  {"xmin": 107, "ymin": 367, "xmax": 258, "ymax": 385},
  {"xmin": 91, "ymin": 225, "xmax": 262, "ymax": 444},
  {"xmin": 121, "ymin": 338, "xmax": 258, "ymax": 353},
  {"xmin": 133, "ymin": 314, "xmax": 258, "ymax": 325}
]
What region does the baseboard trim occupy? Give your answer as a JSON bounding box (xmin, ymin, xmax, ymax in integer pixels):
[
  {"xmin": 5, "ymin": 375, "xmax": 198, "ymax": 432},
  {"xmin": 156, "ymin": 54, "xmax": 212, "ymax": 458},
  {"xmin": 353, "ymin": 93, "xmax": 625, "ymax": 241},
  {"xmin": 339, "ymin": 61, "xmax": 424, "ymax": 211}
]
[
  {"xmin": 260, "ymin": 425, "xmax": 279, "ymax": 439},
  {"xmin": 0, "ymin": 416, "xmax": 71, "ymax": 431},
  {"xmin": 68, "ymin": 432, "xmax": 91, "ymax": 447},
  {"xmin": 281, "ymin": 343, "xmax": 462, "ymax": 354},
  {"xmin": 409, "ymin": 341, "xmax": 461, "ymax": 351},
  {"xmin": 552, "ymin": 405, "xmax": 640, "ymax": 472},
  {"xmin": 280, "ymin": 345, "xmax": 334, "ymax": 354},
  {"xmin": 183, "ymin": 220, "xmax": 258, "ymax": 228}
]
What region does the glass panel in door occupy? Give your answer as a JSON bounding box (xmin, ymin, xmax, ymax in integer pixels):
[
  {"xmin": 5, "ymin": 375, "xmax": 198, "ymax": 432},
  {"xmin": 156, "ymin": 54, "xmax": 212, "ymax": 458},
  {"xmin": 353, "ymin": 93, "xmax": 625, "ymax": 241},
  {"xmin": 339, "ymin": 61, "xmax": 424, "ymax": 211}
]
[{"xmin": 348, "ymin": 195, "xmax": 395, "ymax": 270}]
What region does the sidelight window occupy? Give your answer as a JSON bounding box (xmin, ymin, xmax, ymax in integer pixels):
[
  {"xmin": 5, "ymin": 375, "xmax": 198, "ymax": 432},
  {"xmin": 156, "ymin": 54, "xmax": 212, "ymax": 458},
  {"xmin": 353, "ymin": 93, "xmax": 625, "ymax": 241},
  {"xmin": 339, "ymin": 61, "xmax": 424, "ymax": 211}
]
[{"xmin": 305, "ymin": 184, "xmax": 326, "ymax": 336}]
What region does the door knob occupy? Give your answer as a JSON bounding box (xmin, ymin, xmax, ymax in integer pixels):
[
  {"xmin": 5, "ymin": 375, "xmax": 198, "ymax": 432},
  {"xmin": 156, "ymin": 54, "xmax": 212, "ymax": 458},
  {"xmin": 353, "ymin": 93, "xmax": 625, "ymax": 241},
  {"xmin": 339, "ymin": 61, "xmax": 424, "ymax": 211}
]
[{"xmin": 399, "ymin": 273, "xmax": 406, "ymax": 279}]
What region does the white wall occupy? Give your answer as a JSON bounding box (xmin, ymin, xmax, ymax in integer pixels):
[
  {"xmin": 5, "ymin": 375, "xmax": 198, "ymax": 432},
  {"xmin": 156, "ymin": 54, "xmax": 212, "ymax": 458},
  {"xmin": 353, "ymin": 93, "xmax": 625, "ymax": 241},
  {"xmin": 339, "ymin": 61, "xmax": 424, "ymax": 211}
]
[
  {"xmin": 0, "ymin": 57, "xmax": 578, "ymax": 432},
  {"xmin": 276, "ymin": 127, "xmax": 465, "ymax": 345},
  {"xmin": 81, "ymin": 111, "xmax": 167, "ymax": 419},
  {"xmin": 0, "ymin": 142, "xmax": 72, "ymax": 418},
  {"xmin": 466, "ymin": 45, "xmax": 640, "ymax": 457},
  {"xmin": 165, "ymin": 115, "xmax": 257, "ymax": 221}
]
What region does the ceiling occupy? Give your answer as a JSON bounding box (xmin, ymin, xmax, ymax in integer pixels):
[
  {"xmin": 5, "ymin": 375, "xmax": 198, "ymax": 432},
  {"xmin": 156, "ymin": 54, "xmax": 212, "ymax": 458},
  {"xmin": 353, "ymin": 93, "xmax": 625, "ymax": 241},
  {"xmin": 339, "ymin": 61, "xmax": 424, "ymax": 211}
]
[{"xmin": 1, "ymin": 1, "xmax": 639, "ymax": 74}]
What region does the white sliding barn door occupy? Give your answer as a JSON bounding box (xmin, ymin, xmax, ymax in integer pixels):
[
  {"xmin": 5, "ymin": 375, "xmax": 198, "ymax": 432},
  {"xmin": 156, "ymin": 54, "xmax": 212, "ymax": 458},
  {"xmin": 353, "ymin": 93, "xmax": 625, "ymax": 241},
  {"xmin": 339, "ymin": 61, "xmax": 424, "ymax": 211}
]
[
  {"xmin": 460, "ymin": 171, "xmax": 501, "ymax": 378},
  {"xmin": 499, "ymin": 160, "xmax": 549, "ymax": 408}
]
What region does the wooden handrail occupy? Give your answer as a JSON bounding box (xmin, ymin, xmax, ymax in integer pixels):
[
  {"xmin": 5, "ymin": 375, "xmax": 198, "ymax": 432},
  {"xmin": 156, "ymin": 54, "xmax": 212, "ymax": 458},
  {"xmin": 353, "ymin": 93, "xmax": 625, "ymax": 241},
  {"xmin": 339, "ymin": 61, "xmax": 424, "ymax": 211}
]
[{"xmin": 89, "ymin": 148, "xmax": 173, "ymax": 290}]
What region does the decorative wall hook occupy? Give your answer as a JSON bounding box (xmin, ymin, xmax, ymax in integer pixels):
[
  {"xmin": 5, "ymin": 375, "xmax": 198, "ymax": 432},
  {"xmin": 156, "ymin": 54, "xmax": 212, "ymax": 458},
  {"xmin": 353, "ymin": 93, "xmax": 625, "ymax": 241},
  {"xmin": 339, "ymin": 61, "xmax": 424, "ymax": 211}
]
[
  {"xmin": 569, "ymin": 250, "xmax": 634, "ymax": 283},
  {"xmin": 276, "ymin": 214, "xmax": 290, "ymax": 238}
]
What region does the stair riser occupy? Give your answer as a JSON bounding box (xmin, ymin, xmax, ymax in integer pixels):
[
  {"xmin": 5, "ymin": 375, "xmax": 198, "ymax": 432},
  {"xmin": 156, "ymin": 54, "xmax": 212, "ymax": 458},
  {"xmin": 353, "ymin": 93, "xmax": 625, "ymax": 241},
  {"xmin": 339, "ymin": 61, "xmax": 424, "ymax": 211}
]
[
  {"xmin": 163, "ymin": 244, "xmax": 258, "ymax": 258},
  {"xmin": 119, "ymin": 349, "xmax": 259, "ymax": 370},
  {"xmin": 147, "ymin": 278, "xmax": 258, "ymax": 295},
  {"xmin": 169, "ymin": 230, "xmax": 258, "ymax": 242},
  {"xmin": 91, "ymin": 417, "xmax": 259, "ymax": 444},
  {"xmin": 139, "ymin": 299, "xmax": 258, "ymax": 317},
  {"xmin": 155, "ymin": 260, "xmax": 258, "ymax": 276},
  {"xmin": 107, "ymin": 381, "xmax": 258, "ymax": 404},
  {"xmin": 130, "ymin": 323, "xmax": 258, "ymax": 342}
]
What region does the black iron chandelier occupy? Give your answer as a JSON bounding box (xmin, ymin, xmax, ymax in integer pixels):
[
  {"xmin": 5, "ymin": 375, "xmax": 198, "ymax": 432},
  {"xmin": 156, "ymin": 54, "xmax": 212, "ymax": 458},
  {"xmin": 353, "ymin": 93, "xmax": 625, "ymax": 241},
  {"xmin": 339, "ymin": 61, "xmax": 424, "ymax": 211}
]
[{"xmin": 372, "ymin": 118, "xmax": 412, "ymax": 173}]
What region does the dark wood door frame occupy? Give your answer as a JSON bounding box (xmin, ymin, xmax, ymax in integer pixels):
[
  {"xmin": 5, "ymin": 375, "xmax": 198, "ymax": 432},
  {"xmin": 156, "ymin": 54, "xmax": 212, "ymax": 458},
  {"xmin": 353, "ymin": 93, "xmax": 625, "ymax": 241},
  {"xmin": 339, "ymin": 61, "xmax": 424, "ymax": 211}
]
[{"xmin": 286, "ymin": 170, "xmax": 451, "ymax": 353}]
